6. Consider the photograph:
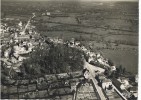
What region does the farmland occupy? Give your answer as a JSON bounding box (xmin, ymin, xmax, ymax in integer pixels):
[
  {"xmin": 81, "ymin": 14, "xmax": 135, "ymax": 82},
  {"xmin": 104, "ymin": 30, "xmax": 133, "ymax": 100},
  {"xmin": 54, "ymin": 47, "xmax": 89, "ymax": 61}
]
[{"xmin": 101, "ymin": 49, "xmax": 138, "ymax": 74}]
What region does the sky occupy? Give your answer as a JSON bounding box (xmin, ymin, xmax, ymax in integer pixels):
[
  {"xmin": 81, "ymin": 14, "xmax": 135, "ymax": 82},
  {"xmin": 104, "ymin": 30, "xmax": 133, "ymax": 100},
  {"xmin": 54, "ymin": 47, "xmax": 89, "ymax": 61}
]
[{"xmin": 2, "ymin": 0, "xmax": 138, "ymax": 1}]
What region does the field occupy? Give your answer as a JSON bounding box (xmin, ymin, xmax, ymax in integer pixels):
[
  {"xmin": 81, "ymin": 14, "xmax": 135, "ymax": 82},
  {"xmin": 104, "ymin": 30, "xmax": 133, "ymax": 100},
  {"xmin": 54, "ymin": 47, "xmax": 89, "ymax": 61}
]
[
  {"xmin": 101, "ymin": 49, "xmax": 138, "ymax": 74},
  {"xmin": 1, "ymin": 0, "xmax": 138, "ymax": 74}
]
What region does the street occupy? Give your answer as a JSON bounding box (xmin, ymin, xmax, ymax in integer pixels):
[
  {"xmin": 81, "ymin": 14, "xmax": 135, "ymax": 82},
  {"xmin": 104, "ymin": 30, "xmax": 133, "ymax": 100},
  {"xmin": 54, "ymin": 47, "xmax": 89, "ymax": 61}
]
[{"xmin": 84, "ymin": 60, "xmax": 107, "ymax": 100}]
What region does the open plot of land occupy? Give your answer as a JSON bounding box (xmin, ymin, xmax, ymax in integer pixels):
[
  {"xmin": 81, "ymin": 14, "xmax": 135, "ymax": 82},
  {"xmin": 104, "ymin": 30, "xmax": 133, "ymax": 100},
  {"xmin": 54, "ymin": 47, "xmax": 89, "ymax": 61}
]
[
  {"xmin": 49, "ymin": 17, "xmax": 78, "ymax": 24},
  {"xmin": 101, "ymin": 49, "xmax": 138, "ymax": 74}
]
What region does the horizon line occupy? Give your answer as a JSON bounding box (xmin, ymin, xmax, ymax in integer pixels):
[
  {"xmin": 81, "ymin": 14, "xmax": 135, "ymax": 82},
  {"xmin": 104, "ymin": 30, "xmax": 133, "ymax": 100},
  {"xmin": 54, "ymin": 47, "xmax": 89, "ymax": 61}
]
[{"xmin": 2, "ymin": 0, "xmax": 138, "ymax": 2}]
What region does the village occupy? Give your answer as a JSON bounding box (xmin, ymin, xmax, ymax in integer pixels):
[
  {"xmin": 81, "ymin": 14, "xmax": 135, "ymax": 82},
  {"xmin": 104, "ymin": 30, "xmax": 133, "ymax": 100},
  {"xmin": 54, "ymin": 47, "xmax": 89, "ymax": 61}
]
[{"xmin": 1, "ymin": 11, "xmax": 138, "ymax": 100}]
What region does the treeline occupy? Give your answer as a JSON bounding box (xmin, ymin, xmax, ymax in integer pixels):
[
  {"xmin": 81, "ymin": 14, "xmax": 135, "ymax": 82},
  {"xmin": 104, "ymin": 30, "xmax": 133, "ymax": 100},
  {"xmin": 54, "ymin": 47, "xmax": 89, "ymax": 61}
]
[
  {"xmin": 21, "ymin": 43, "xmax": 85, "ymax": 77},
  {"xmin": 113, "ymin": 40, "xmax": 138, "ymax": 46}
]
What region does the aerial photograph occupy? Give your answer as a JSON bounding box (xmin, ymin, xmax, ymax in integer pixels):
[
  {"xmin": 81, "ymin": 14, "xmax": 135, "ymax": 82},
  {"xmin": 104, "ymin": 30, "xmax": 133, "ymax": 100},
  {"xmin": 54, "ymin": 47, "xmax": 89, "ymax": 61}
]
[{"xmin": 1, "ymin": 0, "xmax": 138, "ymax": 99}]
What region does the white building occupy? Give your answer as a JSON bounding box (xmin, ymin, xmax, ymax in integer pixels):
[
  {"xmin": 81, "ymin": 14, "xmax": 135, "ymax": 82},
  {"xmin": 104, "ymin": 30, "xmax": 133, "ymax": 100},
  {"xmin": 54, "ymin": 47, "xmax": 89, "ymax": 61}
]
[
  {"xmin": 47, "ymin": 12, "xmax": 51, "ymax": 16},
  {"xmin": 135, "ymin": 74, "xmax": 138, "ymax": 83},
  {"xmin": 83, "ymin": 69, "xmax": 90, "ymax": 79},
  {"xmin": 102, "ymin": 79, "xmax": 112, "ymax": 89},
  {"xmin": 14, "ymin": 33, "xmax": 18, "ymax": 38},
  {"xmin": 88, "ymin": 57, "xmax": 94, "ymax": 63},
  {"xmin": 74, "ymin": 41, "xmax": 80, "ymax": 46},
  {"xmin": 111, "ymin": 66, "xmax": 116, "ymax": 71},
  {"xmin": 18, "ymin": 21, "xmax": 22, "ymax": 27},
  {"xmin": 4, "ymin": 48, "xmax": 11, "ymax": 58},
  {"xmin": 120, "ymin": 78, "xmax": 130, "ymax": 87}
]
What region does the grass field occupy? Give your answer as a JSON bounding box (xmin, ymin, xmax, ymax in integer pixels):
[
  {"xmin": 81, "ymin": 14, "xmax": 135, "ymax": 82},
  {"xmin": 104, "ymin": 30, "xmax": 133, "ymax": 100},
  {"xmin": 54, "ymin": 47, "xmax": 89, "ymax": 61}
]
[
  {"xmin": 101, "ymin": 49, "xmax": 138, "ymax": 74},
  {"xmin": 104, "ymin": 35, "xmax": 138, "ymax": 45}
]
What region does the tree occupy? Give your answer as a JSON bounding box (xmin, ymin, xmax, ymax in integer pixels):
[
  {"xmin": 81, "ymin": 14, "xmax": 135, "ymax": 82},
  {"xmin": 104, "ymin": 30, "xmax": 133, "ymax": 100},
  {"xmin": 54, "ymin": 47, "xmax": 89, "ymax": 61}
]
[
  {"xmin": 123, "ymin": 68, "xmax": 126, "ymax": 74},
  {"xmin": 108, "ymin": 59, "xmax": 114, "ymax": 66},
  {"xmin": 21, "ymin": 43, "xmax": 84, "ymax": 77},
  {"xmin": 119, "ymin": 65, "xmax": 123, "ymax": 75}
]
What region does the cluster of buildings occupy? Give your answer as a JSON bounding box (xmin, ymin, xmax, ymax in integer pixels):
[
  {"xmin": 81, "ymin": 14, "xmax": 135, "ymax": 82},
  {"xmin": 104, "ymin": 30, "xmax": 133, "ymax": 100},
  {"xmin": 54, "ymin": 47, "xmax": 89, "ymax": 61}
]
[
  {"xmin": 64, "ymin": 38, "xmax": 110, "ymax": 68},
  {"xmin": 95, "ymin": 71, "xmax": 138, "ymax": 100},
  {"xmin": 61, "ymin": 38, "xmax": 138, "ymax": 99}
]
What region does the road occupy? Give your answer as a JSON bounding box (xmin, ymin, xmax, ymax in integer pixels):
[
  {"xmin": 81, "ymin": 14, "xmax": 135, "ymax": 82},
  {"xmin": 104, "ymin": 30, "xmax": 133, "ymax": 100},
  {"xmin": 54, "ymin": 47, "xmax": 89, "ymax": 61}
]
[
  {"xmin": 112, "ymin": 85, "xmax": 127, "ymax": 100},
  {"xmin": 109, "ymin": 78, "xmax": 128, "ymax": 100},
  {"xmin": 21, "ymin": 15, "xmax": 35, "ymax": 34},
  {"xmin": 83, "ymin": 60, "xmax": 107, "ymax": 100}
]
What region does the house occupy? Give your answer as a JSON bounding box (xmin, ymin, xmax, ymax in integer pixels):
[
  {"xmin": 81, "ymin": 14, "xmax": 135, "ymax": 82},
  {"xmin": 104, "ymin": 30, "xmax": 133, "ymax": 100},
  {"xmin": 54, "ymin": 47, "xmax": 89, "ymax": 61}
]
[
  {"xmin": 111, "ymin": 66, "xmax": 116, "ymax": 71},
  {"xmin": 18, "ymin": 56, "xmax": 26, "ymax": 62},
  {"xmin": 96, "ymin": 53, "xmax": 101, "ymax": 58},
  {"xmin": 2, "ymin": 59, "xmax": 12, "ymax": 68},
  {"xmin": 97, "ymin": 73, "xmax": 106, "ymax": 83},
  {"xmin": 13, "ymin": 52, "xmax": 19, "ymax": 58},
  {"xmin": 4, "ymin": 48, "xmax": 11, "ymax": 58},
  {"xmin": 49, "ymin": 81, "xmax": 69, "ymax": 89},
  {"xmin": 83, "ymin": 69, "xmax": 90, "ymax": 79},
  {"xmin": 75, "ymin": 41, "xmax": 80, "ymax": 46},
  {"xmin": 50, "ymin": 88, "xmax": 72, "ymax": 96},
  {"xmin": 135, "ymin": 74, "xmax": 138, "ymax": 83},
  {"xmin": 26, "ymin": 92, "xmax": 36, "ymax": 99},
  {"xmin": 122, "ymin": 90, "xmax": 131, "ymax": 98},
  {"xmin": 112, "ymin": 78, "xmax": 122, "ymax": 92},
  {"xmin": 37, "ymin": 77, "xmax": 45, "ymax": 84},
  {"xmin": 70, "ymin": 81, "xmax": 77, "ymax": 92},
  {"xmin": 13, "ymin": 45, "xmax": 19, "ymax": 53},
  {"xmin": 88, "ymin": 56, "xmax": 94, "ymax": 63},
  {"xmin": 57, "ymin": 73, "xmax": 69, "ymax": 79},
  {"xmin": 119, "ymin": 77, "xmax": 130, "ymax": 87},
  {"xmin": 18, "ymin": 21, "xmax": 23, "ymax": 27},
  {"xmin": 10, "ymin": 39, "xmax": 14, "ymax": 43},
  {"xmin": 1, "ymin": 85, "xmax": 8, "ymax": 94},
  {"xmin": 71, "ymin": 71, "xmax": 82, "ymax": 78},
  {"xmin": 87, "ymin": 51, "xmax": 96, "ymax": 57},
  {"xmin": 19, "ymin": 93, "xmax": 26, "ymax": 99},
  {"xmin": 97, "ymin": 57, "xmax": 105, "ymax": 65},
  {"xmin": 120, "ymin": 84, "xmax": 126, "ymax": 90},
  {"xmin": 29, "ymin": 79, "xmax": 37, "ymax": 84},
  {"xmin": 14, "ymin": 39, "xmax": 19, "ymax": 43},
  {"xmin": 129, "ymin": 86, "xmax": 138, "ymax": 98},
  {"xmin": 10, "ymin": 57, "xmax": 18, "ymax": 64},
  {"xmin": 37, "ymin": 90, "xmax": 48, "ymax": 98},
  {"xmin": 28, "ymin": 84, "xmax": 37, "ymax": 91},
  {"xmin": 18, "ymin": 85, "xmax": 28, "ymax": 92},
  {"xmin": 37, "ymin": 81, "xmax": 48, "ymax": 90},
  {"xmin": 9, "ymin": 94, "xmax": 19, "ymax": 99},
  {"xmin": 44, "ymin": 75, "xmax": 55, "ymax": 81},
  {"xmin": 18, "ymin": 79, "xmax": 29, "ymax": 85},
  {"xmin": 8, "ymin": 86, "xmax": 18, "ymax": 94},
  {"xmin": 47, "ymin": 12, "xmax": 51, "ymax": 16},
  {"xmin": 14, "ymin": 32, "xmax": 18, "ymax": 38},
  {"xmin": 81, "ymin": 46, "xmax": 87, "ymax": 52},
  {"xmin": 12, "ymin": 62, "xmax": 22, "ymax": 72},
  {"xmin": 102, "ymin": 79, "xmax": 112, "ymax": 89}
]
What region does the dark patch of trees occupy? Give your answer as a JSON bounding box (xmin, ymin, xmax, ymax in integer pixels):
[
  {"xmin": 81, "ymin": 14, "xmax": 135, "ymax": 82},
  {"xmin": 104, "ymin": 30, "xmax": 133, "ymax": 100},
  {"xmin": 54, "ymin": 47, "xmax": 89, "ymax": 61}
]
[{"xmin": 21, "ymin": 43, "xmax": 85, "ymax": 77}]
